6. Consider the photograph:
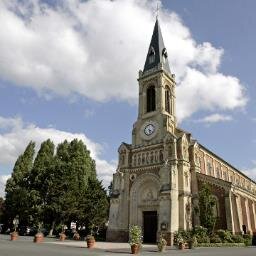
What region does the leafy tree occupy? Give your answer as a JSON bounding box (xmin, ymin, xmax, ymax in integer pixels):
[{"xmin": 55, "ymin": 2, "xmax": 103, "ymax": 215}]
[
  {"xmin": 5, "ymin": 141, "xmax": 35, "ymax": 225},
  {"xmin": 0, "ymin": 197, "xmax": 5, "ymax": 223},
  {"xmin": 79, "ymin": 178, "xmax": 109, "ymax": 234},
  {"xmin": 29, "ymin": 139, "xmax": 55, "ymax": 229},
  {"xmin": 198, "ymin": 183, "xmax": 216, "ymax": 233},
  {"xmin": 57, "ymin": 139, "xmax": 97, "ymax": 224},
  {"xmin": 4, "ymin": 138, "xmax": 109, "ymax": 235}
]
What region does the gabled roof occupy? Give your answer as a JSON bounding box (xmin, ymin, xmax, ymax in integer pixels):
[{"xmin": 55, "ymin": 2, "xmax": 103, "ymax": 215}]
[{"xmin": 143, "ymin": 18, "xmax": 171, "ymax": 74}]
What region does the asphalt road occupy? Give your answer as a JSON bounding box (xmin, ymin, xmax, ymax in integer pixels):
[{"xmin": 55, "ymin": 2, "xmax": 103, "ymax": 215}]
[{"xmin": 1, "ymin": 234, "xmax": 256, "ymax": 256}]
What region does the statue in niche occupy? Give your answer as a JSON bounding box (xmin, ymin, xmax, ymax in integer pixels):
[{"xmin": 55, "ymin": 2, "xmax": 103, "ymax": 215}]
[{"xmin": 182, "ymin": 141, "xmax": 189, "ymax": 160}]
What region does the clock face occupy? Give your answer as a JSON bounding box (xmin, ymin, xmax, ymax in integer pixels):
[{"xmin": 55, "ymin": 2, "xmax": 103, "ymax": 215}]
[
  {"xmin": 140, "ymin": 121, "xmax": 158, "ymax": 140},
  {"xmin": 144, "ymin": 124, "xmax": 155, "ymax": 136}
]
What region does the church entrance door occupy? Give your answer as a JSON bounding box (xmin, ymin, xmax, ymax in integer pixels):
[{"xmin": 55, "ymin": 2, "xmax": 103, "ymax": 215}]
[{"xmin": 143, "ymin": 211, "xmax": 157, "ymax": 243}]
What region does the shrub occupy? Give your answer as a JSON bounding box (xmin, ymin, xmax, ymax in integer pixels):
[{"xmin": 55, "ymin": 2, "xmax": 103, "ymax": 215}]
[
  {"xmin": 197, "ymin": 243, "xmax": 245, "ymax": 247},
  {"xmin": 129, "ymin": 225, "xmax": 142, "ymax": 246},
  {"xmin": 193, "ymin": 226, "xmax": 209, "ymax": 243},
  {"xmin": 174, "ymin": 229, "xmax": 192, "ymax": 244},
  {"xmin": 216, "ymin": 229, "xmax": 233, "ymax": 243},
  {"xmin": 243, "ymin": 234, "xmax": 252, "ymax": 246},
  {"xmin": 210, "ymin": 234, "xmax": 222, "ymax": 243},
  {"xmin": 197, "ymin": 235, "xmax": 210, "ymax": 243},
  {"xmin": 232, "ymin": 235, "xmax": 244, "ymax": 243}
]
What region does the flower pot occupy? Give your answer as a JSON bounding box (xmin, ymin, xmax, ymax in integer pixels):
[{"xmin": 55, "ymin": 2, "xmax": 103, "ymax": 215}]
[
  {"xmin": 131, "ymin": 244, "xmax": 140, "ymax": 254},
  {"xmin": 158, "ymin": 245, "xmax": 166, "ymax": 252},
  {"xmin": 34, "ymin": 232, "xmax": 44, "ymax": 243},
  {"xmin": 10, "ymin": 232, "xmax": 19, "ymax": 241},
  {"xmin": 59, "ymin": 233, "xmax": 66, "ymax": 241},
  {"xmin": 178, "ymin": 242, "xmax": 185, "ymax": 250},
  {"xmin": 73, "ymin": 232, "xmax": 80, "ymax": 240},
  {"xmin": 86, "ymin": 238, "xmax": 95, "ymax": 249}
]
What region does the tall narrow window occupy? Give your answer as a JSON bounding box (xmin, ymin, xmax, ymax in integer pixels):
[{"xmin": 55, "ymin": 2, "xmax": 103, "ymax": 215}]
[
  {"xmin": 165, "ymin": 88, "xmax": 170, "ymax": 113},
  {"xmin": 147, "ymin": 86, "xmax": 156, "ymax": 112}
]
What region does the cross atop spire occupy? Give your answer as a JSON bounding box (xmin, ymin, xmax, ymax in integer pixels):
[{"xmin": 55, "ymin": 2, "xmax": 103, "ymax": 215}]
[
  {"xmin": 143, "ymin": 18, "xmax": 171, "ymax": 74},
  {"xmin": 155, "ymin": 2, "xmax": 160, "ymax": 20}
]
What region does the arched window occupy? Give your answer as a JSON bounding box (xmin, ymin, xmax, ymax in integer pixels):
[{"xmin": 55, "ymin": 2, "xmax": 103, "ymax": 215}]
[
  {"xmin": 148, "ymin": 46, "xmax": 155, "ymax": 64},
  {"xmin": 147, "ymin": 86, "xmax": 156, "ymax": 112},
  {"xmin": 165, "ymin": 87, "xmax": 170, "ymax": 113}
]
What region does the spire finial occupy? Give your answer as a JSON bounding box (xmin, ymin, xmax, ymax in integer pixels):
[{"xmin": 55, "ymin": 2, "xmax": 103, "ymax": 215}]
[{"xmin": 155, "ymin": 2, "xmax": 160, "ymax": 20}]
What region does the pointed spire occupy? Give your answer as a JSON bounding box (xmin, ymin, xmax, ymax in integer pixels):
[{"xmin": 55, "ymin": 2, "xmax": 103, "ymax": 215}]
[{"xmin": 143, "ymin": 18, "xmax": 171, "ymax": 74}]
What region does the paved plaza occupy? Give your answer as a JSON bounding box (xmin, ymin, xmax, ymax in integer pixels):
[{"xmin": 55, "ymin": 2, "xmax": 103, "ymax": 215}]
[{"xmin": 0, "ymin": 235, "xmax": 256, "ymax": 256}]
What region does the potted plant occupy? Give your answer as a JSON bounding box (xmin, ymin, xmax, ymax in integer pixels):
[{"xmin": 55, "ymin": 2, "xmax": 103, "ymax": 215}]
[
  {"xmin": 129, "ymin": 225, "xmax": 142, "ymax": 254},
  {"xmin": 59, "ymin": 225, "xmax": 66, "ymax": 241},
  {"xmin": 73, "ymin": 231, "xmax": 80, "ymax": 240},
  {"xmin": 59, "ymin": 232, "xmax": 66, "ymax": 241},
  {"xmin": 177, "ymin": 237, "xmax": 185, "ymax": 250},
  {"xmin": 86, "ymin": 234, "xmax": 95, "ymax": 249},
  {"xmin": 34, "ymin": 222, "xmax": 44, "ymax": 243},
  {"xmin": 11, "ymin": 216, "xmax": 19, "ymax": 241},
  {"xmin": 188, "ymin": 236, "xmax": 197, "ymax": 249},
  {"xmin": 157, "ymin": 233, "xmax": 167, "ymax": 252}
]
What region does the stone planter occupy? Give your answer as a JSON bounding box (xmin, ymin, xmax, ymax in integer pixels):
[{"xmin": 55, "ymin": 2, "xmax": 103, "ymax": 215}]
[
  {"xmin": 131, "ymin": 244, "xmax": 140, "ymax": 254},
  {"xmin": 34, "ymin": 232, "xmax": 44, "ymax": 243},
  {"xmin": 10, "ymin": 231, "xmax": 19, "ymax": 241}
]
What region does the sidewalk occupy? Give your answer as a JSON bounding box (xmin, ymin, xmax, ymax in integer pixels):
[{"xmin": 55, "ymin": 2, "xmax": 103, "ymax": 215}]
[{"xmin": 47, "ymin": 240, "xmax": 159, "ymax": 250}]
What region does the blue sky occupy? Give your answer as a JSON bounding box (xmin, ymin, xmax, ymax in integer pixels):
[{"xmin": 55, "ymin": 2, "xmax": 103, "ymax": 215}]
[{"xmin": 0, "ymin": 0, "xmax": 255, "ymax": 196}]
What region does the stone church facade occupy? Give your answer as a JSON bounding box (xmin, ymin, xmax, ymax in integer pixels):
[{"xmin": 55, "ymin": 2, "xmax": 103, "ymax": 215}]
[{"xmin": 106, "ymin": 19, "xmax": 256, "ymax": 245}]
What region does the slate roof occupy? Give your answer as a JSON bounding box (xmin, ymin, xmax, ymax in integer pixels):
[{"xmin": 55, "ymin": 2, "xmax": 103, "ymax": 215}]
[{"xmin": 143, "ymin": 18, "xmax": 171, "ymax": 74}]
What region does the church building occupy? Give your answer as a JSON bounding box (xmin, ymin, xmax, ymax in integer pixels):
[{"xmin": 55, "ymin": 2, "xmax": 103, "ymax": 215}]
[{"xmin": 106, "ymin": 18, "xmax": 256, "ymax": 245}]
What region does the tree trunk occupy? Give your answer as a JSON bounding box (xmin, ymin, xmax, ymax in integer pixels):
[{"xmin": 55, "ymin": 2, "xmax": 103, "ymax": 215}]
[{"xmin": 48, "ymin": 220, "xmax": 56, "ymax": 236}]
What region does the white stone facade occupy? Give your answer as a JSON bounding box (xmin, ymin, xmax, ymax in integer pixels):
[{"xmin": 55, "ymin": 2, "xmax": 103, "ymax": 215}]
[{"xmin": 106, "ymin": 19, "xmax": 256, "ymax": 245}]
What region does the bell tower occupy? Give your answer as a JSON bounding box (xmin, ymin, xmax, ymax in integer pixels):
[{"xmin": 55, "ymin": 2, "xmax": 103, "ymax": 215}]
[{"xmin": 133, "ymin": 18, "xmax": 177, "ymax": 146}]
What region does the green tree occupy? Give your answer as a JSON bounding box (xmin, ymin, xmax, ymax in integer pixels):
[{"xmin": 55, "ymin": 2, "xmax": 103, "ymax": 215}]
[
  {"xmin": 0, "ymin": 197, "xmax": 5, "ymax": 223},
  {"xmin": 29, "ymin": 139, "xmax": 55, "ymax": 229},
  {"xmin": 198, "ymin": 183, "xmax": 216, "ymax": 233},
  {"xmin": 57, "ymin": 139, "xmax": 97, "ymax": 224},
  {"xmin": 79, "ymin": 178, "xmax": 109, "ymax": 234},
  {"xmin": 5, "ymin": 141, "xmax": 35, "ymax": 225}
]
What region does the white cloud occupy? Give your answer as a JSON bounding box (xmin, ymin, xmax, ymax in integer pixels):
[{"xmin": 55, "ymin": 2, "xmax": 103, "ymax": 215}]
[
  {"xmin": 243, "ymin": 161, "xmax": 256, "ymax": 181},
  {"xmin": 0, "ymin": 115, "xmax": 116, "ymax": 197},
  {"xmin": 196, "ymin": 113, "xmax": 233, "ymax": 124},
  {"xmin": 0, "ymin": 175, "xmax": 11, "ymax": 198},
  {"xmin": 0, "ymin": 0, "xmax": 247, "ymax": 120},
  {"xmin": 176, "ymin": 68, "xmax": 246, "ymax": 121}
]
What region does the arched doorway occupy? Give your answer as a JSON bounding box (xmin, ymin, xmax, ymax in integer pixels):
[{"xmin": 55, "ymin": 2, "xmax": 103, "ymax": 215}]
[{"xmin": 129, "ymin": 173, "xmax": 160, "ymax": 243}]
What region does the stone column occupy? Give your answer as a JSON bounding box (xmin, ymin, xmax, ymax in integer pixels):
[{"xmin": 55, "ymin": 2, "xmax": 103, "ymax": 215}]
[
  {"xmin": 250, "ymin": 200, "xmax": 256, "ymax": 233},
  {"xmin": 234, "ymin": 194, "xmax": 243, "ymax": 233},
  {"xmin": 225, "ymin": 191, "xmax": 235, "ymax": 233},
  {"xmin": 245, "ymin": 198, "xmax": 252, "ymax": 234},
  {"xmin": 252, "ymin": 202, "xmax": 256, "ymax": 233}
]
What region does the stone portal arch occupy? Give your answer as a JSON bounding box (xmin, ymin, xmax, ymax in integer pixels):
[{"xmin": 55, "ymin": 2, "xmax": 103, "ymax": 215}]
[{"xmin": 130, "ymin": 173, "xmax": 160, "ymax": 227}]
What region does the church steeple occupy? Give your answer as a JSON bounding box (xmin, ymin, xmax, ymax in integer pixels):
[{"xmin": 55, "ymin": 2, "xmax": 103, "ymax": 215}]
[{"xmin": 143, "ymin": 18, "xmax": 171, "ymax": 74}]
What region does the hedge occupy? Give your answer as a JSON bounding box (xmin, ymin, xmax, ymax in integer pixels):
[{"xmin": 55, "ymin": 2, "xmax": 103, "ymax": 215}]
[{"xmin": 197, "ymin": 243, "xmax": 245, "ymax": 247}]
